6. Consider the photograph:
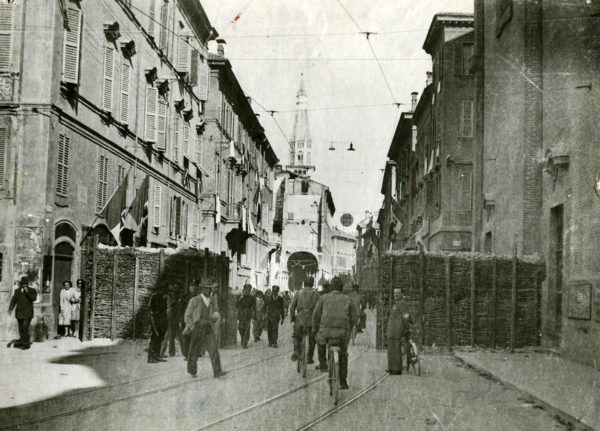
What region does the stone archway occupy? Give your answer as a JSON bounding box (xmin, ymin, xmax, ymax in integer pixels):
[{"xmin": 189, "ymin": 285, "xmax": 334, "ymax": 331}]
[{"xmin": 287, "ymin": 251, "xmax": 318, "ymax": 291}]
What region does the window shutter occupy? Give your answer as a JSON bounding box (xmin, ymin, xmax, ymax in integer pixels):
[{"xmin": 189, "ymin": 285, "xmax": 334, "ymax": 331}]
[
  {"xmin": 56, "ymin": 134, "xmax": 70, "ymax": 197},
  {"xmin": 147, "ymin": 0, "xmax": 156, "ymax": 40},
  {"xmin": 102, "ymin": 46, "xmax": 114, "ymax": 111},
  {"xmin": 159, "ymin": 1, "xmax": 168, "ymax": 51},
  {"xmin": 144, "ymin": 86, "xmax": 158, "ymax": 142},
  {"xmin": 190, "ymin": 51, "xmax": 198, "ymax": 86},
  {"xmin": 62, "ymin": 8, "xmax": 82, "ymax": 84},
  {"xmin": 198, "ymin": 56, "xmax": 209, "ymax": 101},
  {"xmin": 461, "ymin": 101, "xmax": 473, "ymax": 137},
  {"xmin": 175, "ymin": 196, "xmax": 181, "ymax": 236},
  {"xmin": 177, "ymin": 36, "xmax": 190, "ymax": 74},
  {"xmin": 173, "ymin": 115, "xmax": 179, "ymax": 161},
  {"xmin": 454, "ymin": 43, "xmax": 463, "ymax": 76},
  {"xmin": 156, "ymin": 98, "xmax": 167, "ymax": 151},
  {"xmin": 183, "ymin": 122, "xmax": 189, "ymax": 158},
  {"xmin": 153, "ymin": 184, "xmax": 162, "ymax": 228},
  {"xmin": 0, "ymin": 128, "xmax": 6, "ymax": 186},
  {"xmin": 0, "ymin": 4, "xmax": 14, "ymax": 73},
  {"xmin": 120, "ymin": 62, "xmax": 130, "ymax": 123},
  {"xmin": 196, "ymin": 132, "xmax": 202, "ymax": 167},
  {"xmin": 97, "ymin": 155, "xmax": 109, "ymax": 210}
]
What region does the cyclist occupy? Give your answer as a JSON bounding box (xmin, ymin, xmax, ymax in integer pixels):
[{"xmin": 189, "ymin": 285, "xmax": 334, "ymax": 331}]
[
  {"xmin": 290, "ymin": 276, "xmax": 320, "ymax": 364},
  {"xmin": 312, "ymin": 276, "xmax": 357, "ymax": 390},
  {"xmin": 347, "ymin": 284, "xmax": 366, "ymax": 334}
]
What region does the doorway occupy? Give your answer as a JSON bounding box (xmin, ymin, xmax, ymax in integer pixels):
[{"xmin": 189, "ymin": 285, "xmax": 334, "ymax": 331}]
[
  {"xmin": 53, "ymin": 242, "xmax": 74, "ymax": 333},
  {"xmin": 549, "ymin": 205, "xmax": 564, "ymax": 344}
]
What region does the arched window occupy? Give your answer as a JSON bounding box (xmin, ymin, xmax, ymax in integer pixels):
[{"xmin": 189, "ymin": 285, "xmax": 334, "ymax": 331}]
[
  {"xmin": 55, "ymin": 221, "xmax": 77, "ymax": 242},
  {"xmin": 297, "ymin": 151, "xmax": 303, "ymax": 164}
]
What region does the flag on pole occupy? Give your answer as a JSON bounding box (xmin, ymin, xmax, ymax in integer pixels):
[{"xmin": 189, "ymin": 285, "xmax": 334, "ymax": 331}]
[
  {"xmin": 99, "ymin": 174, "xmax": 129, "ymax": 245},
  {"xmin": 248, "ymin": 211, "xmax": 256, "ymax": 236},
  {"xmin": 123, "ymin": 175, "xmax": 149, "ymax": 239},
  {"xmin": 215, "ymin": 194, "xmax": 221, "ymax": 224}
]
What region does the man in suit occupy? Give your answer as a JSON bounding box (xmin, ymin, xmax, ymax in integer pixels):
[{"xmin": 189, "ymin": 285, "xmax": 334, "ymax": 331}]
[
  {"xmin": 8, "ymin": 277, "xmax": 38, "ymax": 350},
  {"xmin": 184, "ymin": 282, "xmax": 227, "ymax": 378},
  {"xmin": 236, "ymin": 284, "xmax": 256, "ymax": 349},
  {"xmin": 264, "ymin": 285, "xmax": 285, "ymax": 347},
  {"xmin": 148, "ymin": 283, "xmax": 169, "ymax": 363},
  {"xmin": 313, "ymin": 276, "xmax": 357, "ymax": 389},
  {"xmin": 290, "ymin": 276, "xmax": 319, "ymax": 364},
  {"xmin": 348, "ymin": 284, "xmax": 366, "ymax": 333}
]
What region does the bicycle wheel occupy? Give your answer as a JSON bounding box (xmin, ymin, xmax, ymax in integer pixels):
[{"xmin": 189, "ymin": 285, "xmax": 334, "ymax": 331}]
[
  {"xmin": 328, "ymin": 350, "xmax": 334, "ymax": 396},
  {"xmin": 351, "ymin": 326, "xmax": 356, "ymax": 346},
  {"xmin": 332, "ymin": 353, "xmax": 339, "ymax": 405},
  {"xmin": 301, "ymin": 335, "xmax": 308, "ymax": 378},
  {"xmin": 411, "ymin": 342, "xmax": 421, "ymax": 376}
]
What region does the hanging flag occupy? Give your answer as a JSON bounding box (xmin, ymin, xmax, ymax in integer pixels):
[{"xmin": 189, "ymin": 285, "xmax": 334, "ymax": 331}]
[
  {"xmin": 241, "ymin": 206, "xmax": 247, "ymax": 232},
  {"xmin": 248, "ymin": 210, "xmax": 256, "ymax": 236},
  {"xmin": 215, "ymin": 194, "xmax": 221, "ymax": 224},
  {"xmin": 123, "ymin": 175, "xmax": 149, "ymax": 231},
  {"xmin": 100, "ymin": 174, "xmax": 129, "ymax": 244}
]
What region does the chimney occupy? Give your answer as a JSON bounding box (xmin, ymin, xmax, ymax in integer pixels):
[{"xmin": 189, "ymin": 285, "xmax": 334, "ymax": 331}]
[
  {"xmin": 411, "ymin": 92, "xmax": 418, "ymax": 112},
  {"xmin": 216, "ymin": 38, "xmax": 226, "ymax": 57},
  {"xmin": 426, "ymin": 71, "xmax": 433, "ymax": 86}
]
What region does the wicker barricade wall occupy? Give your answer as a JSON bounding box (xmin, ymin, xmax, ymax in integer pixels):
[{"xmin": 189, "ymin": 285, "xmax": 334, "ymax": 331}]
[
  {"xmin": 81, "ymin": 245, "xmax": 237, "ymax": 348},
  {"xmin": 376, "ymin": 251, "xmax": 544, "ymax": 351}
]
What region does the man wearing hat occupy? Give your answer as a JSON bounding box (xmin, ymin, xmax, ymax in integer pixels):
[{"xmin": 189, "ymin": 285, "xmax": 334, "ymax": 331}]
[
  {"xmin": 148, "ymin": 282, "xmax": 169, "ymax": 363},
  {"xmin": 264, "ymin": 285, "xmax": 285, "ymax": 347},
  {"xmin": 387, "ymin": 288, "xmax": 410, "ymax": 375},
  {"xmin": 348, "ymin": 284, "xmax": 366, "ymax": 333},
  {"xmin": 8, "ymin": 277, "xmax": 38, "ymax": 349},
  {"xmin": 236, "ymin": 284, "xmax": 256, "ymax": 349},
  {"xmin": 184, "ymin": 281, "xmax": 227, "ymax": 378}
]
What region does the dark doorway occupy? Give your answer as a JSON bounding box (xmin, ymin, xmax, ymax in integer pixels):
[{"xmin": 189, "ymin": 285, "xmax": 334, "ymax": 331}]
[
  {"xmin": 53, "ymin": 242, "xmax": 74, "ymax": 333},
  {"xmin": 549, "ymin": 205, "xmax": 564, "ymax": 344},
  {"xmin": 484, "ymin": 232, "xmax": 492, "ymax": 254}
]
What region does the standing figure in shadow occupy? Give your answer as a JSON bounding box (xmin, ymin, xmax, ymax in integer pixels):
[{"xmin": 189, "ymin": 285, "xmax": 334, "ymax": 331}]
[{"xmin": 387, "ymin": 288, "xmax": 410, "ymax": 375}]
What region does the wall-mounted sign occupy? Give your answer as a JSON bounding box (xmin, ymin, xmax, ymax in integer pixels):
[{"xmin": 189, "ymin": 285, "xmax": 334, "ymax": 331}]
[
  {"xmin": 340, "ymin": 213, "xmax": 353, "ymax": 227},
  {"xmin": 568, "ymin": 283, "xmax": 592, "ymax": 320}
]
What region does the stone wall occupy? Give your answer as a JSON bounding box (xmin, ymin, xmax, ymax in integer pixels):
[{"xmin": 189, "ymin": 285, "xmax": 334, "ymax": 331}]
[{"xmin": 376, "ymin": 250, "xmax": 544, "ymax": 351}]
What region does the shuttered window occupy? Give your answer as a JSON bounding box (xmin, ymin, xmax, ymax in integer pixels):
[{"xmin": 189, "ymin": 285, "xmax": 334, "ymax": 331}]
[
  {"xmin": 177, "ymin": 36, "xmax": 190, "ymax": 74},
  {"xmin": 117, "ymin": 164, "xmax": 126, "ymax": 186},
  {"xmin": 156, "ymin": 98, "xmax": 167, "ymax": 151},
  {"xmin": 0, "ymin": 4, "xmax": 14, "ymax": 72},
  {"xmin": 460, "ymin": 100, "xmax": 474, "ymax": 137},
  {"xmin": 145, "ymin": 86, "xmax": 158, "ymax": 142},
  {"xmin": 159, "ymin": 1, "xmax": 168, "ymax": 52},
  {"xmin": 147, "ymin": 0, "xmax": 156, "ymax": 40},
  {"xmin": 102, "ymin": 46, "xmax": 114, "ymax": 111},
  {"xmin": 173, "ymin": 115, "xmax": 179, "ymax": 161},
  {"xmin": 198, "ymin": 56, "xmax": 209, "ymax": 101},
  {"xmin": 120, "ymin": 62, "xmax": 130, "ymax": 123},
  {"xmin": 152, "ymin": 184, "xmax": 162, "ymax": 228},
  {"xmin": 0, "ymin": 128, "xmax": 6, "ymax": 186},
  {"xmin": 196, "ymin": 132, "xmax": 202, "ymax": 168},
  {"xmin": 190, "ymin": 51, "xmax": 198, "ymax": 86},
  {"xmin": 56, "ymin": 134, "xmax": 70, "ymax": 197},
  {"xmin": 62, "ymin": 8, "xmax": 82, "ymax": 84},
  {"xmin": 183, "ymin": 122, "xmax": 189, "ymax": 158},
  {"xmin": 97, "ymin": 155, "xmax": 109, "ymax": 210}
]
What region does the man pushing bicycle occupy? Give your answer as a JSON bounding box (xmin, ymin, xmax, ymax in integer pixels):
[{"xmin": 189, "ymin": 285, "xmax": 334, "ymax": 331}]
[
  {"xmin": 290, "ymin": 276, "xmax": 320, "ymax": 364},
  {"xmin": 312, "ymin": 276, "xmax": 357, "ymax": 390}
]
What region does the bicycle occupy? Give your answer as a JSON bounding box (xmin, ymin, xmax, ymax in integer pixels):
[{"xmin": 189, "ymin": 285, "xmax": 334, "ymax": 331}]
[
  {"xmin": 296, "ymin": 331, "xmax": 308, "ymax": 378},
  {"xmin": 327, "ymin": 339, "xmax": 342, "ymax": 405}
]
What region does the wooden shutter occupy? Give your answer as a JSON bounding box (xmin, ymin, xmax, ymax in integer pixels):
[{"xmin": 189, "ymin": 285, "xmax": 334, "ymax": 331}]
[
  {"xmin": 177, "ymin": 36, "xmax": 190, "ymax": 74},
  {"xmin": 198, "ymin": 56, "xmax": 209, "ymax": 101},
  {"xmin": 461, "ymin": 101, "xmax": 473, "ymax": 137},
  {"xmin": 56, "ymin": 134, "xmax": 70, "ymax": 197},
  {"xmin": 173, "ymin": 115, "xmax": 179, "ymax": 161},
  {"xmin": 190, "ymin": 51, "xmax": 198, "ymax": 86},
  {"xmin": 147, "ymin": 0, "xmax": 156, "ymax": 40},
  {"xmin": 62, "ymin": 8, "xmax": 82, "ymax": 84},
  {"xmin": 153, "ymin": 184, "xmax": 162, "ymax": 228},
  {"xmin": 0, "ymin": 128, "xmax": 6, "ymax": 186},
  {"xmin": 120, "ymin": 62, "xmax": 130, "ymax": 123},
  {"xmin": 0, "ymin": 4, "xmax": 14, "ymax": 73},
  {"xmin": 145, "ymin": 87, "xmax": 158, "ymax": 142},
  {"xmin": 102, "ymin": 46, "xmax": 114, "ymax": 111},
  {"xmin": 175, "ymin": 196, "xmax": 182, "ymax": 236},
  {"xmin": 196, "ymin": 132, "xmax": 202, "ymax": 167},
  {"xmin": 156, "ymin": 98, "xmax": 167, "ymax": 151},
  {"xmin": 183, "ymin": 122, "xmax": 189, "ymax": 158},
  {"xmin": 97, "ymin": 155, "xmax": 108, "ymax": 210},
  {"xmin": 159, "ymin": 1, "xmax": 168, "ymax": 51}
]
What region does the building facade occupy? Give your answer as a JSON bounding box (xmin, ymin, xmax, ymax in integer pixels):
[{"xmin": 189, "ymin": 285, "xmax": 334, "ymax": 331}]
[
  {"xmin": 331, "ymin": 227, "xmax": 356, "ymax": 277},
  {"xmin": 199, "ymin": 43, "xmax": 279, "ymax": 291},
  {"xmin": 379, "ymin": 13, "xmax": 475, "ymax": 254},
  {"xmin": 473, "ymin": 0, "xmax": 600, "ymax": 366},
  {"xmin": 0, "ymin": 0, "xmax": 220, "ymax": 339}
]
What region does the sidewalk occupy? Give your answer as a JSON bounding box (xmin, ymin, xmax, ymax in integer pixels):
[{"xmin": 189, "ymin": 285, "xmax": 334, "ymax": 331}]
[{"xmin": 455, "ymin": 349, "xmax": 600, "ymax": 431}]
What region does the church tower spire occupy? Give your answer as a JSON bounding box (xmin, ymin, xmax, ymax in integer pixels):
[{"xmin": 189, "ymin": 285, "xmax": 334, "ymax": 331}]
[{"xmin": 289, "ymin": 73, "xmax": 314, "ymax": 177}]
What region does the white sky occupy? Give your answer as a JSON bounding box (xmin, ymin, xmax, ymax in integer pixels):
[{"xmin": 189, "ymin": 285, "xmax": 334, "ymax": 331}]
[{"xmin": 201, "ymin": 0, "xmax": 474, "ymax": 231}]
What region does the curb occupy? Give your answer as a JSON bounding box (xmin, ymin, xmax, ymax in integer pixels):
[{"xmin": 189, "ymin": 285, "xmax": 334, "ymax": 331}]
[{"xmin": 453, "ymin": 354, "xmax": 594, "ymax": 431}]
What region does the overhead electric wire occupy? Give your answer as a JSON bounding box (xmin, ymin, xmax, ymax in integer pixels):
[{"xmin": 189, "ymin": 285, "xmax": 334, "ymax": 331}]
[
  {"xmin": 272, "ymin": 102, "xmax": 398, "ymax": 114},
  {"xmin": 248, "ymin": 95, "xmax": 295, "ymax": 151}
]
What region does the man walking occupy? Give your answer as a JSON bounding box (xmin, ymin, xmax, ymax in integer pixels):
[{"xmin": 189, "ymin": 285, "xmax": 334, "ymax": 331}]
[
  {"xmin": 387, "ymin": 288, "xmax": 410, "ymax": 375},
  {"xmin": 184, "ymin": 282, "xmax": 227, "ymax": 378},
  {"xmin": 252, "ymin": 289, "xmax": 264, "ymax": 342},
  {"xmin": 8, "ymin": 277, "xmax": 38, "ymax": 350},
  {"xmin": 290, "ymin": 276, "xmax": 319, "ymax": 364},
  {"xmin": 148, "ymin": 283, "xmax": 169, "ymax": 363},
  {"xmin": 264, "ymin": 285, "xmax": 285, "ymax": 347},
  {"xmin": 236, "ymin": 284, "xmax": 256, "ymax": 349},
  {"xmin": 348, "ymin": 284, "xmax": 366, "ymax": 333},
  {"xmin": 313, "ymin": 276, "xmax": 357, "ymax": 389}
]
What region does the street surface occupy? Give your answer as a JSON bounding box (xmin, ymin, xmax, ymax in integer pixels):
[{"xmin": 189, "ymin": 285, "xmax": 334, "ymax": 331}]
[{"xmin": 0, "ymin": 311, "xmax": 568, "ymax": 431}]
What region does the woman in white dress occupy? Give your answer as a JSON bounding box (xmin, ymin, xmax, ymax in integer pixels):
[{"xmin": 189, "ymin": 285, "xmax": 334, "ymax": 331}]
[{"xmin": 59, "ymin": 281, "xmax": 73, "ymax": 337}]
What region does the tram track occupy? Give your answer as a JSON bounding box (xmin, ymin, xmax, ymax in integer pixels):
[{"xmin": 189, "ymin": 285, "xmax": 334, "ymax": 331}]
[
  {"xmin": 197, "ymin": 326, "xmax": 376, "ymax": 431},
  {"xmin": 0, "ymin": 328, "xmax": 293, "ymax": 431}
]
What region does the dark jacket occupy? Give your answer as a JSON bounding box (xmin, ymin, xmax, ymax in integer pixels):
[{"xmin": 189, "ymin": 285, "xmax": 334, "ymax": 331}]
[
  {"xmin": 9, "ymin": 287, "xmax": 37, "ymax": 319},
  {"xmin": 236, "ymin": 294, "xmax": 256, "ymax": 322},
  {"xmin": 264, "ymin": 295, "xmax": 285, "ymax": 322},
  {"xmin": 149, "ymin": 292, "xmax": 168, "ymax": 325},
  {"xmin": 290, "ymin": 288, "xmax": 320, "ymax": 327},
  {"xmin": 312, "ymin": 290, "xmax": 357, "ymax": 335}
]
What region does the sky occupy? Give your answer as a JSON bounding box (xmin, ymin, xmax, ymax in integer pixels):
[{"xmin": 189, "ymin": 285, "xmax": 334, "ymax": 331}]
[{"xmin": 201, "ymin": 0, "xmax": 474, "ymax": 232}]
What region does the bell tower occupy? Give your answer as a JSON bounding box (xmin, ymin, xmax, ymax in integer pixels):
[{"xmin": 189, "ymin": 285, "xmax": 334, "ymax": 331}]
[{"xmin": 289, "ymin": 73, "xmax": 315, "ymax": 177}]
